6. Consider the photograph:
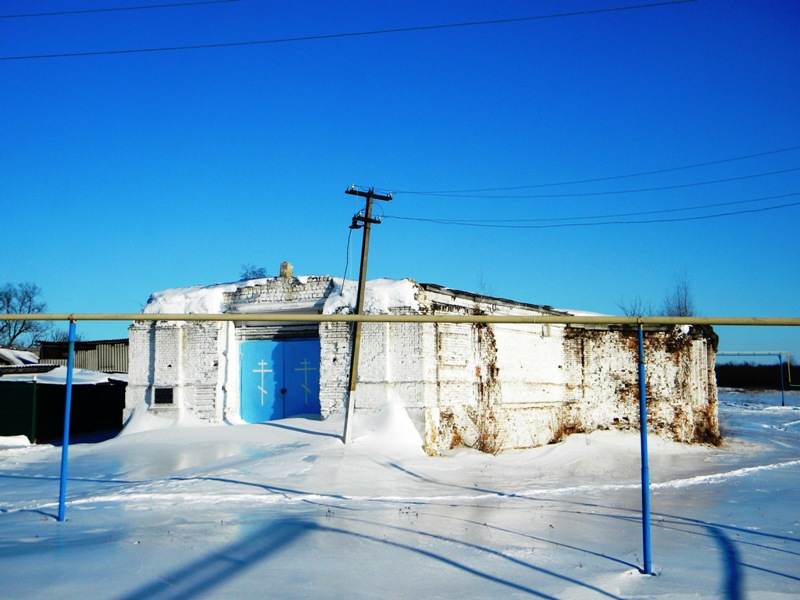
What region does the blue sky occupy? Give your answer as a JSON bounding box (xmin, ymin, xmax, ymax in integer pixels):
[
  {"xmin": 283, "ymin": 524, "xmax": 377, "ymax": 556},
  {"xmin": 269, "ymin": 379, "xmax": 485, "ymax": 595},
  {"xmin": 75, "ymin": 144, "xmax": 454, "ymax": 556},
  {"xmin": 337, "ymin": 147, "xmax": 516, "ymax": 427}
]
[{"xmin": 2, "ymin": 0, "xmax": 799, "ymax": 361}]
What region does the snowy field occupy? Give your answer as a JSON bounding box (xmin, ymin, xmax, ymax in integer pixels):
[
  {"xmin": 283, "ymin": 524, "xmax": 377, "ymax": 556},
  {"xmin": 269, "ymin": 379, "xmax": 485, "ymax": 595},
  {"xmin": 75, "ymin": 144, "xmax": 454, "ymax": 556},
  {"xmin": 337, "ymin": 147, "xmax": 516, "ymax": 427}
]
[{"xmin": 1, "ymin": 390, "xmax": 798, "ymax": 599}]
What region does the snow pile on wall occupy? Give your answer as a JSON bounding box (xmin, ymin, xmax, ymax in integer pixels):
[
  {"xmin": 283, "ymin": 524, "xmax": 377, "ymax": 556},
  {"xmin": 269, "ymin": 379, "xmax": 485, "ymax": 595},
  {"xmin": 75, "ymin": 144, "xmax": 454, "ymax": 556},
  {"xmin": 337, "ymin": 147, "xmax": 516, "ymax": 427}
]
[
  {"xmin": 142, "ymin": 276, "xmax": 283, "ymax": 314},
  {"xmin": 121, "ymin": 404, "xmax": 212, "ymax": 436},
  {"xmin": 323, "ymin": 278, "xmax": 419, "ymax": 314},
  {"xmin": 0, "ymin": 348, "xmax": 39, "ymax": 365},
  {"xmin": 143, "ymin": 282, "xmax": 242, "ymax": 314},
  {"xmin": 142, "ymin": 276, "xmax": 420, "ymax": 316},
  {"xmin": 349, "ymin": 390, "xmax": 425, "ymax": 456},
  {"xmin": 0, "ymin": 435, "xmax": 31, "ymax": 449},
  {"xmin": 0, "ymin": 366, "xmax": 123, "ymax": 385}
]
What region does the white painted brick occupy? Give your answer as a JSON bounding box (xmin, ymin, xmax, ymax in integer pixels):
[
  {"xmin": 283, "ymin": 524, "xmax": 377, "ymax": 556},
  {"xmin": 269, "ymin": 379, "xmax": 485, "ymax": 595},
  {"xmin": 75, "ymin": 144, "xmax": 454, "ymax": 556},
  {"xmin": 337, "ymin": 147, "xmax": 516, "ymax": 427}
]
[{"xmin": 127, "ymin": 278, "xmax": 719, "ymax": 455}]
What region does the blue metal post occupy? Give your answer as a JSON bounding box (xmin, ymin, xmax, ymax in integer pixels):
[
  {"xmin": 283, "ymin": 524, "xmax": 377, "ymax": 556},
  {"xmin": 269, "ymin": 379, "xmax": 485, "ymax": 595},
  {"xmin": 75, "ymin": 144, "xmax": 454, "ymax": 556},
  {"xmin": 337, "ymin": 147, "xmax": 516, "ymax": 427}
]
[
  {"xmin": 638, "ymin": 324, "xmax": 653, "ymax": 575},
  {"xmin": 778, "ymin": 353, "xmax": 786, "ymax": 407},
  {"xmin": 57, "ymin": 320, "xmax": 76, "ymax": 522}
]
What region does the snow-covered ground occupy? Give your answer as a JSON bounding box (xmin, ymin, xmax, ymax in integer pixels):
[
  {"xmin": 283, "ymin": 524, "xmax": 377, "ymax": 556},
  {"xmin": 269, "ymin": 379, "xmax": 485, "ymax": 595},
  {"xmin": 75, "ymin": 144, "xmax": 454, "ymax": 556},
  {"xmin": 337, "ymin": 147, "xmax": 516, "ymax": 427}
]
[{"xmin": 1, "ymin": 391, "xmax": 798, "ymax": 599}]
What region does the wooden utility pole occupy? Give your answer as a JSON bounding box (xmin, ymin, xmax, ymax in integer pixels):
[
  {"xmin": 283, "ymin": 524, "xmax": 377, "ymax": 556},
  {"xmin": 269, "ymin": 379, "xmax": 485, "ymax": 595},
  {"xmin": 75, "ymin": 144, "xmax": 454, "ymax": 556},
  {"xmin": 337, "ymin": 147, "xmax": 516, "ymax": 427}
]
[{"xmin": 342, "ymin": 186, "xmax": 392, "ymax": 443}]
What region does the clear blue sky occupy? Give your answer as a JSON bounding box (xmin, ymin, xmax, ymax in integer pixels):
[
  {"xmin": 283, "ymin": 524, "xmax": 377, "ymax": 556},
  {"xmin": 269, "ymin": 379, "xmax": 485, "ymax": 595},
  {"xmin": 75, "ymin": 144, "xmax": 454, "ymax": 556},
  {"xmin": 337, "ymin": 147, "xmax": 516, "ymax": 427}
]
[{"xmin": 2, "ymin": 0, "xmax": 799, "ymax": 361}]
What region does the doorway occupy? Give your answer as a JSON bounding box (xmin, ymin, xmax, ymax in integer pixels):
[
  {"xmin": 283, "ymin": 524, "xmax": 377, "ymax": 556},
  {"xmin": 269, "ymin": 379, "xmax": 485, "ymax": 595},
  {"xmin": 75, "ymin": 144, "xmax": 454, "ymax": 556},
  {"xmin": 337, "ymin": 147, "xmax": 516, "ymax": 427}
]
[{"xmin": 240, "ymin": 338, "xmax": 321, "ymax": 423}]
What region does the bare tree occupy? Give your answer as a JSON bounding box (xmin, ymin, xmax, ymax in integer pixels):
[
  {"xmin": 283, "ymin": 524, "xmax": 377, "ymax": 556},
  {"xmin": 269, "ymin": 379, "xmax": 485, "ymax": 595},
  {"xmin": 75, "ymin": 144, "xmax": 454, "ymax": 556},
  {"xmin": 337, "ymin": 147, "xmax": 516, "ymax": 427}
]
[
  {"xmin": 477, "ymin": 268, "xmax": 495, "ymax": 299},
  {"xmin": 661, "ymin": 272, "xmax": 697, "ymax": 317},
  {"xmin": 46, "ymin": 328, "xmax": 85, "ymax": 343},
  {"xmin": 239, "ymin": 264, "xmax": 268, "ymax": 280},
  {"xmin": 616, "ymin": 295, "xmax": 653, "ymax": 317},
  {"xmin": 0, "ymin": 282, "xmax": 53, "ymax": 347}
]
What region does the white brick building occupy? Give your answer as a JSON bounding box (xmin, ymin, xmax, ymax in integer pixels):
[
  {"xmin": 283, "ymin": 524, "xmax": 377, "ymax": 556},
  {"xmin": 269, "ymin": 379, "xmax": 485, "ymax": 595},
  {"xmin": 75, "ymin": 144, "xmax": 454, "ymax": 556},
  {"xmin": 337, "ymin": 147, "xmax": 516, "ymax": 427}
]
[{"xmin": 126, "ymin": 268, "xmax": 719, "ymax": 454}]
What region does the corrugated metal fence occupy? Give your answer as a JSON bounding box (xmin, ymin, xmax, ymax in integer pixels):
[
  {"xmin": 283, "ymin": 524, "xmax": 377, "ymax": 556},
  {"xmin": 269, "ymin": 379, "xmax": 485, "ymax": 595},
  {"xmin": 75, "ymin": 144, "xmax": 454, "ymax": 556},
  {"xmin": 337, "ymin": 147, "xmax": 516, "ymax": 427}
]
[{"xmin": 38, "ymin": 340, "xmax": 128, "ymax": 373}]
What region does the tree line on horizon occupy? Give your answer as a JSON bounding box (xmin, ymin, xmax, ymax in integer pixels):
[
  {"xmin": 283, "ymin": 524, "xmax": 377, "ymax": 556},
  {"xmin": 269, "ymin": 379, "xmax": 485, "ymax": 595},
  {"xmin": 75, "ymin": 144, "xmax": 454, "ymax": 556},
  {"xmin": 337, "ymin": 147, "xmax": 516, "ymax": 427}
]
[{"xmin": 715, "ymin": 361, "xmax": 796, "ymax": 391}]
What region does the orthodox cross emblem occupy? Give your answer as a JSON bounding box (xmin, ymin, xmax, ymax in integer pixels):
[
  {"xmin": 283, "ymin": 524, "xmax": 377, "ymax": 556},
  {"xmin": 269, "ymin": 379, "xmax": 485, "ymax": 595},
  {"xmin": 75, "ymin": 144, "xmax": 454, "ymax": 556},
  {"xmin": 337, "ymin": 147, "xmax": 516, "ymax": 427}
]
[
  {"xmin": 252, "ymin": 359, "xmax": 273, "ymax": 406},
  {"xmin": 295, "ymin": 357, "xmax": 317, "ymax": 405}
]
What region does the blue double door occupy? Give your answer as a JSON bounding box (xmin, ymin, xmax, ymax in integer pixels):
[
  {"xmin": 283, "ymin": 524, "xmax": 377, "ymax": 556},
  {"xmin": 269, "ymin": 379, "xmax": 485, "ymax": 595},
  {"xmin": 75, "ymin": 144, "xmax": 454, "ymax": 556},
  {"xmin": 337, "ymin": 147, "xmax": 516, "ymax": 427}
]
[{"xmin": 240, "ymin": 338, "xmax": 321, "ymax": 423}]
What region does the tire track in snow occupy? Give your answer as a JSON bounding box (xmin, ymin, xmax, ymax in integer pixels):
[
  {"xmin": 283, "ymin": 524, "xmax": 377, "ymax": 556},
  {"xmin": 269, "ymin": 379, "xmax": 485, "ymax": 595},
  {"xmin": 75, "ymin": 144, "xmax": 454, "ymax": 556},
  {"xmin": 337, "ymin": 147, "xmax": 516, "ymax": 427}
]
[
  {"xmin": 649, "ymin": 459, "xmax": 800, "ymax": 489},
  {"xmin": 8, "ymin": 459, "xmax": 800, "ymax": 514}
]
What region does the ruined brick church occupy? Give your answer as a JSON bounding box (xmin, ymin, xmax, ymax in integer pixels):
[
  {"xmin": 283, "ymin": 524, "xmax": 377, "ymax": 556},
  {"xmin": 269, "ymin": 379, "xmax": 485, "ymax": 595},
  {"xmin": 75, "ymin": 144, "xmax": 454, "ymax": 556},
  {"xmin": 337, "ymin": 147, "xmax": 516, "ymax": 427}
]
[{"xmin": 126, "ymin": 263, "xmax": 719, "ymax": 454}]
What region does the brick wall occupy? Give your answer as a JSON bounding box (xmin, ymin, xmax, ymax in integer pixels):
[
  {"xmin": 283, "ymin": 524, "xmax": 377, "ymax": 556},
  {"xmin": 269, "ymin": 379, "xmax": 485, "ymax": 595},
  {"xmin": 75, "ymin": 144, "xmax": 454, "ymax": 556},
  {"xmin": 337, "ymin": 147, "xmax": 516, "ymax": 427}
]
[
  {"xmin": 124, "ymin": 322, "xmax": 154, "ymax": 420},
  {"xmin": 318, "ymin": 316, "xmax": 437, "ymax": 439},
  {"xmin": 125, "ymin": 321, "xmax": 222, "ymax": 421},
  {"xmin": 224, "ymin": 276, "xmax": 334, "ymax": 309},
  {"xmin": 182, "ymin": 322, "xmax": 221, "ymax": 421},
  {"xmin": 127, "ymin": 277, "xmax": 719, "ymax": 455},
  {"xmin": 318, "ymin": 321, "xmax": 351, "ymax": 416},
  {"xmin": 416, "ymin": 289, "xmax": 719, "ymax": 454},
  {"xmin": 562, "ymin": 326, "xmax": 719, "ymax": 445}
]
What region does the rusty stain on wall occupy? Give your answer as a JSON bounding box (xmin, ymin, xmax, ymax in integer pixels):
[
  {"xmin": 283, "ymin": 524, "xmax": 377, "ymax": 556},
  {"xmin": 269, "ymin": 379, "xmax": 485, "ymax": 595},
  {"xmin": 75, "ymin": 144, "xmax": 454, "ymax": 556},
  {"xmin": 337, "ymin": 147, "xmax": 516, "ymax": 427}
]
[{"xmin": 128, "ymin": 276, "xmax": 721, "ymax": 456}]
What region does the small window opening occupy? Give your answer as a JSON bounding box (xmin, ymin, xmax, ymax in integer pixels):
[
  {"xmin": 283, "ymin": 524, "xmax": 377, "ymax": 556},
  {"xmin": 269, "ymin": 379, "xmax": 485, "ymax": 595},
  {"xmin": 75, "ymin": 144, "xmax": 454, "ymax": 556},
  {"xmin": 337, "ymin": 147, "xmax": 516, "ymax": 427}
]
[{"xmin": 154, "ymin": 388, "xmax": 174, "ymax": 404}]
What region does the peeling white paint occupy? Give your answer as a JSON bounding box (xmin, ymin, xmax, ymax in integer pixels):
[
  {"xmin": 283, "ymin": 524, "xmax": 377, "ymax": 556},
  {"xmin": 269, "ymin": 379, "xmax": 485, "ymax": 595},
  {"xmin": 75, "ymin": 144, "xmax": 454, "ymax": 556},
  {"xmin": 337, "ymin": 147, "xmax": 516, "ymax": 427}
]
[{"xmin": 126, "ymin": 275, "xmax": 719, "ymax": 454}]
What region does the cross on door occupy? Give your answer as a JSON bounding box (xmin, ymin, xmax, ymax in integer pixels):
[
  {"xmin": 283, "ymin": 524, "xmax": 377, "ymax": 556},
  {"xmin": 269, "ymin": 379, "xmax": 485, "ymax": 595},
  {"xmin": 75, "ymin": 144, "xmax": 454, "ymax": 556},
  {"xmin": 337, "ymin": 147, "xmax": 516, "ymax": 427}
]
[
  {"xmin": 252, "ymin": 359, "xmax": 273, "ymax": 406},
  {"xmin": 295, "ymin": 358, "xmax": 317, "ymax": 405}
]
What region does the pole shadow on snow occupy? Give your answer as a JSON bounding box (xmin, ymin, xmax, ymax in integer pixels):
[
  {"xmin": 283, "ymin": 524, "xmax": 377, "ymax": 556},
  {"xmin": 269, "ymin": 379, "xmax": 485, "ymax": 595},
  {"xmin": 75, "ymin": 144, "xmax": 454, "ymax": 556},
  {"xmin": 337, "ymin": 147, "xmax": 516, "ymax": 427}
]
[
  {"xmin": 167, "ymin": 475, "xmax": 351, "ymax": 502},
  {"xmin": 8, "ymin": 507, "xmax": 59, "ymax": 520},
  {"xmin": 314, "ymin": 517, "xmax": 624, "ymax": 600},
  {"xmin": 556, "ymin": 499, "xmax": 800, "ymax": 558},
  {"xmin": 0, "ymin": 472, "xmax": 149, "ymax": 520},
  {"xmin": 382, "ymin": 461, "xmax": 639, "ymax": 570},
  {"xmin": 383, "ymin": 460, "xmax": 800, "ymax": 592},
  {"xmin": 115, "ymin": 518, "xmax": 316, "ymax": 600},
  {"xmin": 544, "ymin": 498, "xmax": 800, "ymax": 589},
  {"xmin": 0, "ymin": 472, "xmax": 145, "ymax": 485},
  {"xmin": 256, "ymin": 420, "xmax": 340, "ymax": 439},
  {"xmin": 384, "ymin": 460, "xmax": 527, "ymax": 498},
  {"xmin": 414, "ymin": 509, "xmax": 639, "ymax": 571},
  {"xmin": 113, "ymin": 513, "xmax": 623, "ymax": 600},
  {"xmin": 707, "ymin": 525, "xmax": 744, "ymax": 600},
  {"xmin": 610, "ymin": 512, "xmax": 800, "ymax": 561}
]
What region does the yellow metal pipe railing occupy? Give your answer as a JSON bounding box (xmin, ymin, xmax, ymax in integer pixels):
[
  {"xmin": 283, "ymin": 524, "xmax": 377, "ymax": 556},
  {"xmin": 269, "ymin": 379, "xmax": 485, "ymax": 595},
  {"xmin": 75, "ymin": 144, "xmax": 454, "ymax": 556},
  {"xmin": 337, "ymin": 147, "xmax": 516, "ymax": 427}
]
[{"xmin": 4, "ymin": 313, "xmax": 800, "ymax": 326}]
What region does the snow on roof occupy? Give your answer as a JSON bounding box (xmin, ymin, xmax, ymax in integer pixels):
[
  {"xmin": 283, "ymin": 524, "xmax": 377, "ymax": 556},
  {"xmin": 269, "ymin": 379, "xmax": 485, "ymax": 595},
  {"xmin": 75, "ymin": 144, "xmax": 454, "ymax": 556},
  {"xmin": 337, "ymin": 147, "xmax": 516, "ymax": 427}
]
[
  {"xmin": 0, "ymin": 366, "xmax": 124, "ymax": 385},
  {"xmin": 0, "ymin": 347, "xmax": 38, "ymax": 366},
  {"xmin": 143, "ymin": 281, "xmax": 245, "ymax": 314},
  {"xmin": 555, "ymin": 308, "xmax": 609, "ymax": 317},
  {"xmin": 142, "ymin": 276, "xmax": 420, "ymax": 315},
  {"xmin": 322, "ymin": 278, "xmax": 420, "ymax": 315},
  {"xmin": 420, "ymin": 283, "xmax": 573, "ymax": 316},
  {"xmin": 0, "ymin": 435, "xmax": 30, "ymax": 449}
]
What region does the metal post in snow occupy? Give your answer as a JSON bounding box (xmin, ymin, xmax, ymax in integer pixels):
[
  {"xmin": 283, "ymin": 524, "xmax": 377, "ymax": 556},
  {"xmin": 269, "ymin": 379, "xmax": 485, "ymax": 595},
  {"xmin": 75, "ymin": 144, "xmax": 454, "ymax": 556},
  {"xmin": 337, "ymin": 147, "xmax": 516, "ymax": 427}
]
[
  {"xmin": 638, "ymin": 324, "xmax": 653, "ymax": 575},
  {"xmin": 30, "ymin": 379, "xmax": 38, "ymax": 444},
  {"xmin": 57, "ymin": 320, "xmax": 76, "ymax": 522},
  {"xmin": 717, "ymin": 351, "xmax": 791, "ymax": 402}
]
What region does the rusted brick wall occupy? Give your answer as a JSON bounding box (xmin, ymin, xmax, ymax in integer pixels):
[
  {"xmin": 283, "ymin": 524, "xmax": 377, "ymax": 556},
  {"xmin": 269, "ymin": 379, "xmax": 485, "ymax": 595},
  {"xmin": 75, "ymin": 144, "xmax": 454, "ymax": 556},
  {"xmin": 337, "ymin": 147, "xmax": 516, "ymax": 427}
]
[
  {"xmin": 126, "ymin": 277, "xmax": 719, "ymax": 453},
  {"xmin": 562, "ymin": 326, "xmax": 719, "ymax": 445}
]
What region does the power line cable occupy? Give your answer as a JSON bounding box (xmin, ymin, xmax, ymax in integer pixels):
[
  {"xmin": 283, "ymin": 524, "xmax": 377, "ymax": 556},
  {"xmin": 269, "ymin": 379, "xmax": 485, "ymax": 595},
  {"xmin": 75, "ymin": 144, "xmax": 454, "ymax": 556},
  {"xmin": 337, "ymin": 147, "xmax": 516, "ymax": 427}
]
[
  {"xmin": 395, "ymin": 167, "xmax": 800, "ymax": 199},
  {"xmin": 403, "ymin": 192, "xmax": 800, "ymax": 224},
  {"xmin": 0, "ymin": 0, "xmax": 694, "ymax": 61},
  {"xmin": 384, "ymin": 195, "xmax": 800, "ymax": 229},
  {"xmin": 0, "ymin": 0, "xmax": 239, "ymax": 20},
  {"xmin": 341, "ymin": 227, "xmax": 354, "ymax": 289},
  {"xmin": 393, "ymin": 145, "xmax": 800, "ymax": 195}
]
